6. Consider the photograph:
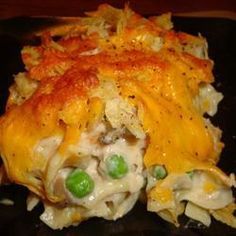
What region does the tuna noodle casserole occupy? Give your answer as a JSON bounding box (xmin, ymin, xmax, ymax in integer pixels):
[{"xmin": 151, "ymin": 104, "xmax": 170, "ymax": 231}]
[{"xmin": 0, "ymin": 4, "xmax": 235, "ymax": 230}]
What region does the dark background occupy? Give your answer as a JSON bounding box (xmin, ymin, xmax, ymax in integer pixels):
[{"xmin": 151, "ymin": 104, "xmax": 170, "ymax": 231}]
[{"xmin": 0, "ymin": 0, "xmax": 235, "ymax": 19}]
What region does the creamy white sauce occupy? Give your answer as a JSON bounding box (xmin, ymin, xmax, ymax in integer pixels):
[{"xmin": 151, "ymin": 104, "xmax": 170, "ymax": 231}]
[
  {"xmin": 55, "ymin": 122, "xmax": 146, "ymax": 220},
  {"xmin": 178, "ymin": 171, "xmax": 233, "ymax": 209},
  {"xmin": 193, "ymin": 83, "xmax": 223, "ymax": 116},
  {"xmin": 147, "ymin": 170, "xmax": 234, "ymax": 219},
  {"xmin": 34, "ymin": 136, "xmax": 63, "ymax": 158}
]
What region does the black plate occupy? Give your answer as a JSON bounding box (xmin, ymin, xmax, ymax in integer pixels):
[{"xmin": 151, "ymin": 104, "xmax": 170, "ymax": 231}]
[{"xmin": 0, "ymin": 16, "xmax": 235, "ymax": 236}]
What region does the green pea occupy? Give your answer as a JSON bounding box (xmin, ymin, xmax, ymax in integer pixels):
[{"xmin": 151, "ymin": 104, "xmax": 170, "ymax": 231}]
[
  {"xmin": 152, "ymin": 165, "xmax": 167, "ymax": 180},
  {"xmin": 65, "ymin": 169, "xmax": 94, "ymax": 198},
  {"xmin": 186, "ymin": 170, "xmax": 194, "ymax": 179},
  {"xmin": 106, "ymin": 154, "xmax": 128, "ymax": 179}
]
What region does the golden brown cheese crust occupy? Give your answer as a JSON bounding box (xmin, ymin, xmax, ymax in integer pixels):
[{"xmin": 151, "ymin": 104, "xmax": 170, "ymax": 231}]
[{"xmin": 0, "ymin": 4, "xmax": 226, "ymax": 201}]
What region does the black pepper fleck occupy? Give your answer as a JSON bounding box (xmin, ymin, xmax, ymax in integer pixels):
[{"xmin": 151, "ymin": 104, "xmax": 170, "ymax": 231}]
[{"xmin": 128, "ymin": 95, "xmax": 135, "ymax": 99}]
